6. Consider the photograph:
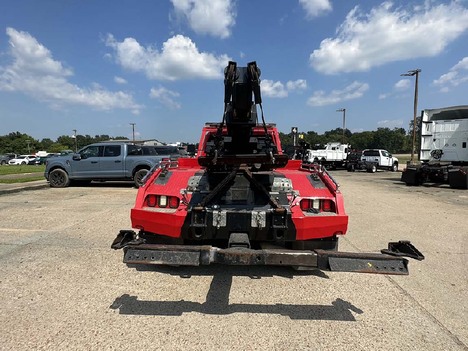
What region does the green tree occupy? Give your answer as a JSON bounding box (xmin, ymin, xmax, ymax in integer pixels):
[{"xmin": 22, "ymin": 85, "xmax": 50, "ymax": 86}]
[
  {"xmin": 278, "ymin": 132, "xmax": 293, "ymax": 147},
  {"xmin": 407, "ymin": 117, "xmax": 421, "ymax": 154},
  {"xmin": 349, "ymin": 131, "xmax": 375, "ymax": 150},
  {"xmin": 323, "ymin": 128, "xmax": 352, "ymax": 144},
  {"xmin": 39, "ymin": 138, "xmax": 54, "ymax": 151},
  {"xmin": 56, "ymin": 135, "xmax": 75, "ymax": 150},
  {"xmin": 304, "ymin": 131, "xmax": 326, "ymax": 148},
  {"xmin": 48, "ymin": 143, "xmax": 71, "ymax": 153},
  {"xmin": 0, "ymin": 132, "xmax": 38, "ymax": 154},
  {"xmin": 371, "ymin": 128, "xmax": 407, "ymax": 153}
]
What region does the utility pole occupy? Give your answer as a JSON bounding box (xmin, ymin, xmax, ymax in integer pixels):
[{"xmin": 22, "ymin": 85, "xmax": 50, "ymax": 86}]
[
  {"xmin": 336, "ymin": 108, "xmax": 346, "ymax": 143},
  {"xmin": 72, "ymin": 129, "xmax": 77, "ymax": 152},
  {"xmin": 401, "ymin": 69, "xmax": 421, "ymax": 165},
  {"xmin": 130, "ymin": 123, "xmax": 136, "ymax": 142},
  {"xmin": 291, "ymin": 127, "xmax": 298, "ymax": 146}
]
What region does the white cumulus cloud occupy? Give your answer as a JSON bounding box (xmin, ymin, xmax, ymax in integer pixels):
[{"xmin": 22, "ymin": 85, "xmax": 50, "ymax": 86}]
[
  {"xmin": 261, "ymin": 80, "xmax": 288, "ymax": 98},
  {"xmin": 299, "ymin": 0, "xmax": 332, "ymax": 18},
  {"xmin": 379, "ymin": 78, "xmax": 412, "ymax": 100},
  {"xmin": 394, "ymin": 79, "xmax": 411, "ymax": 91},
  {"xmin": 149, "ymin": 86, "xmax": 181, "ymax": 110},
  {"xmin": 106, "ymin": 34, "xmax": 230, "ymax": 81},
  {"xmin": 310, "ymin": 2, "xmax": 468, "ymax": 74},
  {"xmin": 0, "ymin": 28, "xmax": 141, "ymax": 113},
  {"xmin": 377, "ymin": 119, "xmax": 404, "ymax": 128},
  {"xmin": 262, "ymin": 79, "xmax": 307, "ymax": 98},
  {"xmin": 286, "ymin": 79, "xmax": 307, "ymax": 91},
  {"xmin": 171, "ymin": 0, "xmax": 236, "ymax": 38},
  {"xmin": 433, "ymin": 56, "xmax": 468, "ymax": 92},
  {"xmin": 114, "ymin": 76, "xmax": 127, "ymax": 84},
  {"xmin": 307, "ymin": 81, "xmax": 369, "ymax": 106}
]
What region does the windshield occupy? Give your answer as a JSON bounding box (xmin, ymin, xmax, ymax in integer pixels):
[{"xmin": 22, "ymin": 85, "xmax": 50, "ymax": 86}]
[{"xmin": 363, "ymin": 150, "xmax": 380, "ymax": 157}]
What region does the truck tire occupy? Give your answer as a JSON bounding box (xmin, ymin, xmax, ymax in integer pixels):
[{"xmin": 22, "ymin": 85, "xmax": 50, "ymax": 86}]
[
  {"xmin": 49, "ymin": 168, "xmax": 70, "ymax": 188},
  {"xmin": 367, "ymin": 164, "xmax": 377, "ymax": 173},
  {"xmin": 134, "ymin": 168, "xmax": 149, "ymax": 188},
  {"xmin": 391, "ymin": 162, "xmax": 398, "ymax": 172},
  {"xmin": 0, "ymin": 160, "xmax": 6, "ymax": 165}
]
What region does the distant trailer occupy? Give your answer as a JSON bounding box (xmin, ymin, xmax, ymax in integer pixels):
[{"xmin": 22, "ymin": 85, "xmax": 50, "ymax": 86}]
[{"xmin": 401, "ymin": 105, "xmax": 468, "ymax": 189}]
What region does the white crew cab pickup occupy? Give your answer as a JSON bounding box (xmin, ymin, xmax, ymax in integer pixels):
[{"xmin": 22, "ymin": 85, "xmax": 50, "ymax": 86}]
[{"xmin": 361, "ymin": 149, "xmax": 399, "ymax": 172}]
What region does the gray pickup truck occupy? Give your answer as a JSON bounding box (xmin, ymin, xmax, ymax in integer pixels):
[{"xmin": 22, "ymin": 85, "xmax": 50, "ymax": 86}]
[{"xmin": 44, "ymin": 142, "xmax": 168, "ymax": 188}]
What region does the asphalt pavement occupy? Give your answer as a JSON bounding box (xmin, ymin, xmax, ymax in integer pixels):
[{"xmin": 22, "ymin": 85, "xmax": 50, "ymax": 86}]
[{"xmin": 0, "ymin": 171, "xmax": 467, "ymax": 350}]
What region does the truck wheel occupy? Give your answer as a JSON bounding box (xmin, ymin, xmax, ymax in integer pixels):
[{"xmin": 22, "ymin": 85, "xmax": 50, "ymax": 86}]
[
  {"xmin": 0, "ymin": 160, "xmax": 6, "ymax": 165},
  {"xmin": 367, "ymin": 165, "xmax": 377, "ymax": 173},
  {"xmin": 49, "ymin": 169, "xmax": 70, "ymax": 188},
  {"xmin": 391, "ymin": 162, "xmax": 398, "ymax": 172},
  {"xmin": 134, "ymin": 169, "xmax": 149, "ymax": 188}
]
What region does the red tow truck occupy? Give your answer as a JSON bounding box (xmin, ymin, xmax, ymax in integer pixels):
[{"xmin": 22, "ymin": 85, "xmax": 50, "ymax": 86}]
[{"xmin": 112, "ymin": 61, "xmax": 423, "ymax": 274}]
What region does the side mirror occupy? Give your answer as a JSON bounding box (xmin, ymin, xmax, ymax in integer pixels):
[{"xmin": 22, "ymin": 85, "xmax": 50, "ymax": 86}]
[{"xmin": 72, "ymin": 154, "xmax": 82, "ymax": 161}]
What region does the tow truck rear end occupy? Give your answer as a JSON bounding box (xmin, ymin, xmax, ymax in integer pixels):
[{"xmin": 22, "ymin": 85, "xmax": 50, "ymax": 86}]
[{"xmin": 112, "ymin": 61, "xmax": 423, "ymax": 275}]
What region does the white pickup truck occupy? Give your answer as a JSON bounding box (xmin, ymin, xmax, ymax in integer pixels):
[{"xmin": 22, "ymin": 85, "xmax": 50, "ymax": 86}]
[{"xmin": 348, "ymin": 149, "xmax": 398, "ymax": 172}]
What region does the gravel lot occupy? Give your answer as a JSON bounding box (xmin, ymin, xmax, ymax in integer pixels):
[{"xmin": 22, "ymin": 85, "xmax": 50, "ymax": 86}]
[{"xmin": 0, "ymin": 171, "xmax": 466, "ymax": 350}]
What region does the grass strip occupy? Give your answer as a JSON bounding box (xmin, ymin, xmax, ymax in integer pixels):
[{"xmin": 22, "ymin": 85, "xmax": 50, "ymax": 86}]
[
  {"xmin": 0, "ymin": 165, "xmax": 46, "ymax": 175},
  {"xmin": 0, "ymin": 176, "xmax": 45, "ymax": 184}
]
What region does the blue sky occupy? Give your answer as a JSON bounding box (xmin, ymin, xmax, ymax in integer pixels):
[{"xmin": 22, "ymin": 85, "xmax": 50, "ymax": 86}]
[{"xmin": 1, "ymin": 0, "xmax": 467, "ymax": 143}]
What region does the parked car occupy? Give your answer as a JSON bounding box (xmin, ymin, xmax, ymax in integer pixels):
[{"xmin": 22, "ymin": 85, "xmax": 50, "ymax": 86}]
[
  {"xmin": 0, "ymin": 155, "xmax": 10, "ymax": 165},
  {"xmin": 1, "ymin": 153, "xmax": 18, "ymax": 165},
  {"xmin": 35, "ymin": 154, "xmax": 59, "ymax": 165},
  {"xmin": 44, "ymin": 142, "xmax": 170, "ymax": 188},
  {"xmin": 8, "ymin": 155, "xmax": 37, "ymax": 165}
]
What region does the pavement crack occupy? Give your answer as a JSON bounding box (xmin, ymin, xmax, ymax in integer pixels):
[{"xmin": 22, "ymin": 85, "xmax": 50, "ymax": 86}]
[{"xmin": 386, "ymin": 276, "xmax": 468, "ymax": 349}]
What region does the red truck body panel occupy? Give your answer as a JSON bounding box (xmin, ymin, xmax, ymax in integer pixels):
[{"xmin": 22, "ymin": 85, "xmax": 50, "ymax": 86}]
[{"xmin": 130, "ymin": 125, "xmax": 348, "ymax": 242}]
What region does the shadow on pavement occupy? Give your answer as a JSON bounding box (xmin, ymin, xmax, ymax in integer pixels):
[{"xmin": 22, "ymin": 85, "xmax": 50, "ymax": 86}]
[{"xmin": 110, "ymin": 266, "xmax": 363, "ymax": 321}]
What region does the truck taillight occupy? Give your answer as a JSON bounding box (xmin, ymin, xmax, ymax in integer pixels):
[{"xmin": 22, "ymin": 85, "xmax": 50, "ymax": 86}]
[
  {"xmin": 300, "ymin": 199, "xmax": 319, "ymax": 210},
  {"xmin": 321, "ymin": 199, "xmax": 334, "ymax": 212},
  {"xmin": 146, "ymin": 195, "xmax": 157, "ymax": 207},
  {"xmin": 300, "ymin": 198, "xmax": 335, "ymax": 213},
  {"xmin": 168, "ymin": 196, "xmax": 179, "ymax": 208},
  {"xmin": 300, "ymin": 199, "xmax": 311, "ymax": 211},
  {"xmin": 146, "ymin": 195, "xmax": 179, "ymax": 208}
]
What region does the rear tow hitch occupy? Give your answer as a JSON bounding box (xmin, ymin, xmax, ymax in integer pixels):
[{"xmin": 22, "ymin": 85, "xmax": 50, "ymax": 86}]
[
  {"xmin": 111, "ymin": 231, "xmax": 424, "ymax": 275},
  {"xmin": 381, "ymin": 241, "xmax": 425, "ymax": 261}
]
